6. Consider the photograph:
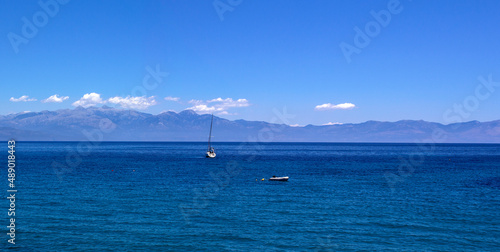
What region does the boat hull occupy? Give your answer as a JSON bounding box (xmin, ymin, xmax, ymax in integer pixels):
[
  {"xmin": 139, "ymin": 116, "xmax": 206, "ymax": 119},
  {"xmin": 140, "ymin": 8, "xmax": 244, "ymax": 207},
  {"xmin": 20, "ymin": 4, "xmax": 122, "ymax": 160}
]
[
  {"xmin": 269, "ymin": 176, "xmax": 289, "ymax": 181},
  {"xmin": 206, "ymin": 152, "xmax": 216, "ymax": 158}
]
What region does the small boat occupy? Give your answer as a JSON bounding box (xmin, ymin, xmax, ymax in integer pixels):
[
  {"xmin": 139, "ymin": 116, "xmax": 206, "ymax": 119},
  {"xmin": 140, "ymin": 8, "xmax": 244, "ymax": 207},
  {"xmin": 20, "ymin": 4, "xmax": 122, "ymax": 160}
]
[
  {"xmin": 269, "ymin": 176, "xmax": 289, "ymax": 181},
  {"xmin": 206, "ymin": 114, "xmax": 216, "ymax": 158}
]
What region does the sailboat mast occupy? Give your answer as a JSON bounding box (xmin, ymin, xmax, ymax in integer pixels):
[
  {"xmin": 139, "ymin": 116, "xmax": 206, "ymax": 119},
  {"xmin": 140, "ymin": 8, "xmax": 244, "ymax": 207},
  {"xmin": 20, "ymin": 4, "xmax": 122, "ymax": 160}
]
[{"xmin": 208, "ymin": 114, "xmax": 213, "ymax": 151}]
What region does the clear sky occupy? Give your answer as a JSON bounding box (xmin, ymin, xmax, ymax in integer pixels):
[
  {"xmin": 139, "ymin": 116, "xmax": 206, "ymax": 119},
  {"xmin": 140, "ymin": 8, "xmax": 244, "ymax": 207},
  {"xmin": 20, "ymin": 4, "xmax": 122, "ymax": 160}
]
[{"xmin": 1, "ymin": 0, "xmax": 500, "ymax": 126}]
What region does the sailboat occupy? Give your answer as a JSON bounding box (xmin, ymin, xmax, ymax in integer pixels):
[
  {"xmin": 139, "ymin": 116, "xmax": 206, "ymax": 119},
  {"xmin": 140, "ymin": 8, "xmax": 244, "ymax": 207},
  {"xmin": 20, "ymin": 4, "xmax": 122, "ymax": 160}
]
[{"xmin": 206, "ymin": 113, "xmax": 216, "ymax": 158}]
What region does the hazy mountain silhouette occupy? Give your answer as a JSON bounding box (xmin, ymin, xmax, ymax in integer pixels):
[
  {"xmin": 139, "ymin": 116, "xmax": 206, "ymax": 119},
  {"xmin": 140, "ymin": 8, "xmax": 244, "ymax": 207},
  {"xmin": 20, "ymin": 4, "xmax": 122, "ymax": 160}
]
[{"xmin": 1, "ymin": 106, "xmax": 499, "ymax": 142}]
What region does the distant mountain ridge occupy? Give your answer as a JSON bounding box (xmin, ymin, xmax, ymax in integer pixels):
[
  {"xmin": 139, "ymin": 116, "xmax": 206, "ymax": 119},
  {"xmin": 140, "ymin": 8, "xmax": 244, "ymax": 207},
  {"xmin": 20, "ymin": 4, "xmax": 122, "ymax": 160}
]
[{"xmin": 1, "ymin": 106, "xmax": 499, "ymax": 143}]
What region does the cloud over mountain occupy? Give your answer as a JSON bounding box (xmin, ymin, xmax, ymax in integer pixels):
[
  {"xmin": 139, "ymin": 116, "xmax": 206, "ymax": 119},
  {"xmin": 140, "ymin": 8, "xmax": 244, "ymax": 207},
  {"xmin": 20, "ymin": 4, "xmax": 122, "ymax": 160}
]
[
  {"xmin": 10, "ymin": 95, "xmax": 37, "ymax": 102},
  {"xmin": 315, "ymin": 103, "xmax": 356, "ymax": 110},
  {"xmin": 187, "ymin": 97, "xmax": 250, "ymax": 115},
  {"xmin": 108, "ymin": 96, "xmax": 157, "ymax": 110},
  {"xmin": 72, "ymin": 93, "xmax": 104, "ymax": 108},
  {"xmin": 42, "ymin": 94, "xmax": 69, "ymax": 103}
]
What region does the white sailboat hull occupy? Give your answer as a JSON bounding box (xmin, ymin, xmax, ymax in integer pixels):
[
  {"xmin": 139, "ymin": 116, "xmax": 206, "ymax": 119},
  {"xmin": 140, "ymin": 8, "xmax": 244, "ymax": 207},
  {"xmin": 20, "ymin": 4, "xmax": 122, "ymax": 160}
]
[{"xmin": 206, "ymin": 151, "xmax": 216, "ymax": 158}]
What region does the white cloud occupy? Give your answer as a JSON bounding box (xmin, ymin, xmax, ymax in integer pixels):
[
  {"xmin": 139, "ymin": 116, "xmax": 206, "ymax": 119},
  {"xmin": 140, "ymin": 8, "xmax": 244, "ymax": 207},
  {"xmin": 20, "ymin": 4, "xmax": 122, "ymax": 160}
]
[
  {"xmin": 107, "ymin": 96, "xmax": 157, "ymax": 110},
  {"xmin": 323, "ymin": 122, "xmax": 344, "ymax": 125},
  {"xmin": 42, "ymin": 94, "xmax": 69, "ymax": 103},
  {"xmin": 315, "ymin": 102, "xmax": 355, "ymax": 111},
  {"xmin": 72, "ymin": 93, "xmax": 104, "ymax": 108},
  {"xmin": 71, "ymin": 93, "xmax": 158, "ymax": 110},
  {"xmin": 9, "ymin": 95, "xmax": 37, "ymax": 102},
  {"xmin": 289, "ymin": 124, "xmax": 304, "ymax": 127},
  {"xmin": 188, "ymin": 104, "xmax": 219, "ymax": 113},
  {"xmin": 207, "ymin": 97, "xmax": 250, "ymax": 108},
  {"xmin": 187, "ymin": 97, "xmax": 250, "ymax": 114},
  {"xmin": 164, "ymin": 96, "xmax": 180, "ymax": 102}
]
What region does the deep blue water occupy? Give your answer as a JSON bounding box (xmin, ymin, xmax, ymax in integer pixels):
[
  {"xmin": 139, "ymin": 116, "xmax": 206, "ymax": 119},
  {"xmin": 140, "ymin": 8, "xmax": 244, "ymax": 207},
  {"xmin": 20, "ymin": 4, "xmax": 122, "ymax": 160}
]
[{"xmin": 2, "ymin": 142, "xmax": 500, "ymax": 251}]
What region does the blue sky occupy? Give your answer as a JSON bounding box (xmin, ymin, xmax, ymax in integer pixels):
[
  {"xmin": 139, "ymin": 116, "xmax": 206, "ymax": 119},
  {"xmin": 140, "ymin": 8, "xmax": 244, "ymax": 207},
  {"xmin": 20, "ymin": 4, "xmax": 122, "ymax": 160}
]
[{"xmin": 1, "ymin": 0, "xmax": 500, "ymax": 125}]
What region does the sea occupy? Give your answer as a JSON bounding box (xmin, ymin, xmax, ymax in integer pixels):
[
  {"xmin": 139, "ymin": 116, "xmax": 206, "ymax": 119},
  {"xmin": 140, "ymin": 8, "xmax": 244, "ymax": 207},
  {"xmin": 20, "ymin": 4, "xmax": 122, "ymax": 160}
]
[{"xmin": 2, "ymin": 142, "xmax": 499, "ymax": 251}]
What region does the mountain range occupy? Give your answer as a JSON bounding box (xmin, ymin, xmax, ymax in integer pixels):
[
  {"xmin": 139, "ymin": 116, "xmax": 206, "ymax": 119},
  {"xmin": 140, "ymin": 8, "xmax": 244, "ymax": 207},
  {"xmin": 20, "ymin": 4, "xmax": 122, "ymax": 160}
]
[{"xmin": 1, "ymin": 106, "xmax": 499, "ymax": 143}]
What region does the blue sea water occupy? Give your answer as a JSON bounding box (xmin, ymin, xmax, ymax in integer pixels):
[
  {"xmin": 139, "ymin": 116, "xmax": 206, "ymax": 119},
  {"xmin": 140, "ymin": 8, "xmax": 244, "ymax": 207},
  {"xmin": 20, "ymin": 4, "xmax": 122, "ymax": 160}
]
[{"xmin": 2, "ymin": 142, "xmax": 500, "ymax": 251}]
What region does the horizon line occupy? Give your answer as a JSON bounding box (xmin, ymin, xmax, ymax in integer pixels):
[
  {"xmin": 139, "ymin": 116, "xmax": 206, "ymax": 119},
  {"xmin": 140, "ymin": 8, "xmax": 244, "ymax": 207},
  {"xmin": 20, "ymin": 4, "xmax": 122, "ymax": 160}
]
[{"xmin": 7, "ymin": 140, "xmax": 500, "ymax": 145}]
